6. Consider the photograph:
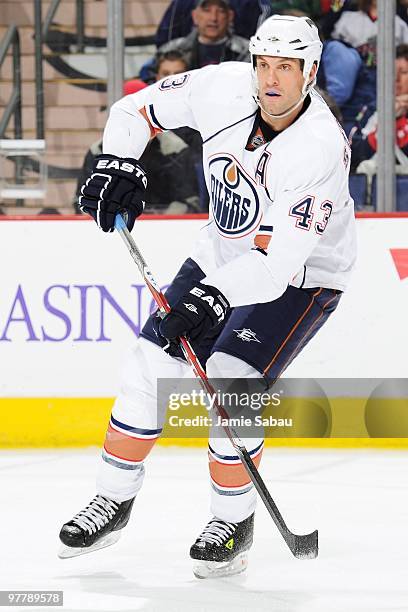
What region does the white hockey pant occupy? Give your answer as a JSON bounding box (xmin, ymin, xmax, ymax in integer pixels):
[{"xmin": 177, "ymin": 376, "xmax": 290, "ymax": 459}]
[{"xmin": 96, "ymin": 337, "xmax": 263, "ymax": 522}]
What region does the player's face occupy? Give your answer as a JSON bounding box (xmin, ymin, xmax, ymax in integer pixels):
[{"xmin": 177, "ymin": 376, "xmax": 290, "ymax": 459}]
[
  {"xmin": 395, "ymin": 57, "xmax": 408, "ymax": 96},
  {"xmin": 192, "ymin": 2, "xmax": 233, "ymax": 43},
  {"xmin": 256, "ymin": 56, "xmax": 309, "ymax": 117},
  {"xmin": 156, "ymin": 59, "xmax": 188, "ymax": 81}
]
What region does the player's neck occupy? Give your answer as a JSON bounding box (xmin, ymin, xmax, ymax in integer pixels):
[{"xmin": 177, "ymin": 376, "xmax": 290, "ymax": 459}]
[{"xmin": 260, "ymin": 103, "xmax": 304, "ymax": 132}]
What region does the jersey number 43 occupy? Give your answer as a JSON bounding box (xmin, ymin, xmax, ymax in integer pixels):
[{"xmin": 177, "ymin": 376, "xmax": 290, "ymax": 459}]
[{"xmin": 289, "ymin": 196, "xmax": 332, "ymax": 235}]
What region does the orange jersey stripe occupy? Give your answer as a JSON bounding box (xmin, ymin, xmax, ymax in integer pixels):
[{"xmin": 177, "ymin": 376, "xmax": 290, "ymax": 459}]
[
  {"xmin": 254, "ymin": 234, "xmax": 272, "ymax": 251},
  {"xmin": 139, "ymin": 106, "xmax": 163, "ymax": 139}
]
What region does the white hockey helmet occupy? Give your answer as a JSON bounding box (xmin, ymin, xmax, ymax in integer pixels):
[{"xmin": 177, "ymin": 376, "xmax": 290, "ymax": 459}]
[{"xmin": 249, "ymin": 15, "xmax": 323, "ymax": 99}]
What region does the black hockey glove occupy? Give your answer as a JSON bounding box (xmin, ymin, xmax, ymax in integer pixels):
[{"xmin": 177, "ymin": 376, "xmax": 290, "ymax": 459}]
[
  {"xmin": 152, "ymin": 312, "xmax": 185, "ymax": 359},
  {"xmin": 158, "ymin": 282, "xmax": 230, "ymax": 344},
  {"xmin": 79, "ymin": 154, "xmax": 147, "ymax": 232}
]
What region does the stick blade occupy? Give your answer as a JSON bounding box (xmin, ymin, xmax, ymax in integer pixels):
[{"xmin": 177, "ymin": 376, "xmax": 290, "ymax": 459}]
[{"xmin": 289, "ymin": 529, "xmax": 318, "ymax": 559}]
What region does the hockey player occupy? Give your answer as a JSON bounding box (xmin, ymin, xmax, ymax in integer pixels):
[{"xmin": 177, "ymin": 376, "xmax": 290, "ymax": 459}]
[{"xmin": 59, "ymin": 15, "xmax": 356, "ymax": 578}]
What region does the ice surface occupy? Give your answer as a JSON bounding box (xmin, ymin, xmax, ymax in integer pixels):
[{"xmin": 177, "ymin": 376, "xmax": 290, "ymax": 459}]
[{"xmin": 1, "ymin": 447, "xmax": 407, "ymax": 612}]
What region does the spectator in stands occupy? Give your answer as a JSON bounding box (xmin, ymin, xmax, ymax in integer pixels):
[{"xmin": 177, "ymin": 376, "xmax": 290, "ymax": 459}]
[
  {"xmin": 155, "ymin": 0, "xmax": 265, "ymax": 47},
  {"xmin": 350, "ymin": 44, "xmax": 408, "ymax": 170},
  {"xmin": 143, "ymin": 51, "xmax": 205, "ymax": 212},
  {"xmin": 319, "ymin": 0, "xmax": 357, "ymax": 39},
  {"xmin": 157, "ymin": 0, "xmax": 250, "ymax": 70},
  {"xmin": 123, "ymin": 78, "xmax": 150, "ymax": 97},
  {"xmin": 330, "ymin": 0, "xmax": 408, "ymax": 133},
  {"xmin": 155, "ymin": 50, "xmax": 190, "ymax": 80},
  {"xmin": 268, "ymin": 0, "xmax": 327, "ymax": 21},
  {"xmin": 396, "ymin": 44, "xmax": 408, "ymax": 117},
  {"xmin": 317, "ymin": 37, "xmax": 362, "ymax": 111},
  {"xmin": 398, "ymin": 0, "xmax": 408, "ymax": 25},
  {"xmin": 75, "ymin": 53, "xmax": 205, "ymax": 214},
  {"xmin": 263, "ymin": 0, "xmax": 357, "ymax": 33},
  {"xmin": 332, "ymin": 0, "xmax": 408, "ymax": 51},
  {"xmin": 139, "ymin": 49, "xmax": 193, "ymax": 85}
]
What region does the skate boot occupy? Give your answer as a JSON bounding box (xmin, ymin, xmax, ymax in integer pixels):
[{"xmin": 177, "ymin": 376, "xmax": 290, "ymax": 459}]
[
  {"xmin": 58, "ymin": 495, "xmax": 135, "ymax": 559},
  {"xmin": 190, "ymin": 513, "xmax": 254, "ymax": 578}
]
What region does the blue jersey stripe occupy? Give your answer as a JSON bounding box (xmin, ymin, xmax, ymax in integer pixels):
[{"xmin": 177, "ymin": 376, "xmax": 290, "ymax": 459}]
[{"xmin": 203, "ymin": 110, "xmax": 258, "ymax": 145}]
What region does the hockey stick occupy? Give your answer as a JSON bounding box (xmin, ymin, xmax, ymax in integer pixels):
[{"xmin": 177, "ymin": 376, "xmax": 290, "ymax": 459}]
[{"xmin": 114, "ymin": 213, "xmax": 318, "ymax": 559}]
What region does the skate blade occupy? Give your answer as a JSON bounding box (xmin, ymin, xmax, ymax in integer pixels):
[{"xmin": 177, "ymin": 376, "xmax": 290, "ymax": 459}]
[
  {"xmin": 193, "ymin": 551, "xmax": 248, "ymax": 579},
  {"xmin": 58, "ymin": 531, "xmax": 121, "ymax": 559}
]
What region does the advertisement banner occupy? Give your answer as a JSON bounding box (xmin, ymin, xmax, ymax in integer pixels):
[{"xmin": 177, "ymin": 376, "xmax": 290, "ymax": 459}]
[{"xmin": 0, "ymin": 216, "xmax": 407, "ymax": 399}]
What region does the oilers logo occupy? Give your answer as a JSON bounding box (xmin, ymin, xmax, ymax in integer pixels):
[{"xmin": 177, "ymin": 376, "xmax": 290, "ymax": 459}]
[{"xmin": 209, "ymin": 155, "xmax": 260, "ymax": 237}]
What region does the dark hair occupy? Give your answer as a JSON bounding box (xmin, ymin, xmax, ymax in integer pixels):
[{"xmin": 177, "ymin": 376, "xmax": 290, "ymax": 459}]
[
  {"xmin": 358, "ymin": 0, "xmax": 375, "ymax": 14},
  {"xmin": 397, "ymin": 44, "xmax": 408, "ymax": 61},
  {"xmin": 156, "ymin": 50, "xmax": 189, "ymax": 71}
]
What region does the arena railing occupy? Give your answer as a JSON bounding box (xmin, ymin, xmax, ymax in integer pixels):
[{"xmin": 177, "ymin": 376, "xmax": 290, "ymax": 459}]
[
  {"xmin": 0, "ymin": 25, "xmax": 22, "ymax": 140},
  {"xmin": 0, "ymin": 23, "xmax": 46, "ymax": 203},
  {"xmin": 0, "ymin": 24, "xmax": 24, "ymax": 201},
  {"xmin": 33, "ymin": 0, "xmax": 86, "ymax": 140}
]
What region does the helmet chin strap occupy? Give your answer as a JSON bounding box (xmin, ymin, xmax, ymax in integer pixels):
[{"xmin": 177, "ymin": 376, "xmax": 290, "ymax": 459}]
[
  {"xmin": 255, "ymin": 72, "xmax": 314, "ymax": 120},
  {"xmin": 257, "ymin": 91, "xmax": 306, "ymax": 120}
]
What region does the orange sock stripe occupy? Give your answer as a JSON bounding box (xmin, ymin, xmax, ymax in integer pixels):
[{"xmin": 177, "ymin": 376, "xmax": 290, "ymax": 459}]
[
  {"xmin": 103, "ymin": 424, "xmax": 158, "ymax": 463},
  {"xmin": 209, "ymin": 450, "xmax": 263, "ymax": 488}
]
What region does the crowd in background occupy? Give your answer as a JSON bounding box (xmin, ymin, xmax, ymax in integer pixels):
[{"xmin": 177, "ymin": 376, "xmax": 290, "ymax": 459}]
[{"xmin": 76, "ymin": 0, "xmax": 408, "ymax": 213}]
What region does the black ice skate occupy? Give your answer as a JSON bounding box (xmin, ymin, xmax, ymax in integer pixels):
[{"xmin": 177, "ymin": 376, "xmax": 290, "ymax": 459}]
[
  {"xmin": 58, "ymin": 495, "xmax": 135, "ymax": 559},
  {"xmin": 190, "ymin": 513, "xmax": 254, "ymax": 578}
]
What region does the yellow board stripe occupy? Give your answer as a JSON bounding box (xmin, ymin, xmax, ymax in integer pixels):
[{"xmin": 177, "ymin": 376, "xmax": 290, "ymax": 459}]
[
  {"xmin": 1, "ymin": 398, "xmax": 407, "ymax": 449},
  {"xmin": 0, "ymin": 398, "xmax": 114, "ymax": 448}
]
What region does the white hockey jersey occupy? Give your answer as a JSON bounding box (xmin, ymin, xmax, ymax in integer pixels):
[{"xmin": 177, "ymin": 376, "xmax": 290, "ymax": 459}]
[{"xmin": 103, "ymin": 62, "xmax": 357, "ymax": 307}]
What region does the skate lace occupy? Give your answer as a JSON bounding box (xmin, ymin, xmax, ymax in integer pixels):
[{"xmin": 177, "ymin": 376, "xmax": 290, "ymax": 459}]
[
  {"xmin": 71, "ymin": 495, "xmax": 119, "ymax": 535},
  {"xmin": 197, "ymin": 518, "xmax": 238, "ymax": 546}
]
